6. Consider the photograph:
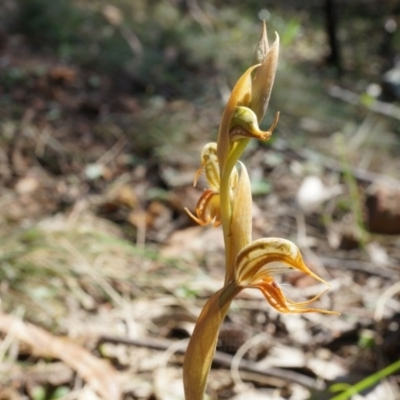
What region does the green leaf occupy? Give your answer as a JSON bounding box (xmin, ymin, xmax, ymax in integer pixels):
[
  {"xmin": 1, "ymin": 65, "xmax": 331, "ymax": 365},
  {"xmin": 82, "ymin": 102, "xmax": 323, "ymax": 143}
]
[{"xmin": 329, "ymin": 359, "xmax": 400, "ymax": 400}]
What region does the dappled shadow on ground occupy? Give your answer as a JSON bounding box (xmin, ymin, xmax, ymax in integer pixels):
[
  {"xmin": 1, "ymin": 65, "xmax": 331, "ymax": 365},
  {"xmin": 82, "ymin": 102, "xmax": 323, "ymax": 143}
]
[{"xmin": 1, "ymin": 1, "xmax": 400, "ymax": 399}]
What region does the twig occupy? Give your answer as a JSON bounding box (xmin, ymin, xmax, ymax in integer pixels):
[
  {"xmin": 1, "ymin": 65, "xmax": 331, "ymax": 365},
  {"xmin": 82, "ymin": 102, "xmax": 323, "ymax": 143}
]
[
  {"xmin": 328, "ymin": 84, "xmax": 400, "ymax": 121},
  {"xmin": 98, "ymin": 334, "xmax": 324, "ymax": 390},
  {"xmin": 185, "ymin": 0, "xmax": 214, "ymax": 32},
  {"xmin": 95, "ymin": 137, "xmax": 127, "ymax": 166},
  {"xmin": 271, "ymin": 138, "xmax": 400, "ymax": 190},
  {"xmin": 120, "ymin": 26, "xmax": 143, "ymax": 56},
  {"xmin": 320, "ymin": 256, "xmax": 400, "ymax": 279}
]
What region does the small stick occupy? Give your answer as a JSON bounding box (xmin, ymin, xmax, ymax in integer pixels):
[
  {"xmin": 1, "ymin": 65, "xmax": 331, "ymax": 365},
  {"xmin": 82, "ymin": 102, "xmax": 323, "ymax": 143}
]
[{"xmin": 98, "ymin": 334, "xmax": 324, "ymax": 390}]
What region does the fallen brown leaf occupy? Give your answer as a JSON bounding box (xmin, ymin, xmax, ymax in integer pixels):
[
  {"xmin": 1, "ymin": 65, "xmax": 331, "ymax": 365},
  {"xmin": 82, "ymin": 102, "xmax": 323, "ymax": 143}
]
[{"xmin": 0, "ymin": 311, "xmax": 122, "ymax": 400}]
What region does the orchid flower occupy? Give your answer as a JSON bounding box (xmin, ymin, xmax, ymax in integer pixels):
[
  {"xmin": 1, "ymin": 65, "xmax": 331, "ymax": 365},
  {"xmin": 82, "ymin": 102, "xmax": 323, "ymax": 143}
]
[
  {"xmin": 183, "ymin": 22, "xmax": 339, "ymax": 400},
  {"xmin": 185, "ymin": 142, "xmax": 238, "ymax": 227}
]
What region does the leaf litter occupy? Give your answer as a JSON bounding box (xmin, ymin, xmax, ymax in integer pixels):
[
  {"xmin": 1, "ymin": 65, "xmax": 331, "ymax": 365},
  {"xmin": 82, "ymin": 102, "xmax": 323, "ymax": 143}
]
[{"xmin": 0, "ymin": 2, "xmax": 400, "ymax": 400}]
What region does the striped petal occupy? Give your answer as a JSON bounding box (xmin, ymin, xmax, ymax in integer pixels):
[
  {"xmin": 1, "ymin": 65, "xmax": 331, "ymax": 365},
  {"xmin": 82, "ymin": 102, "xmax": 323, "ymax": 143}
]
[
  {"xmin": 185, "ymin": 189, "xmax": 221, "ymax": 227},
  {"xmin": 229, "ymin": 106, "xmax": 279, "ymax": 143},
  {"xmin": 194, "ymin": 143, "xmax": 220, "ymax": 190},
  {"xmin": 255, "ymin": 280, "xmax": 337, "ymax": 314},
  {"xmin": 234, "ymin": 238, "xmax": 338, "ymax": 314},
  {"xmin": 235, "ymin": 238, "xmax": 328, "ymax": 285}
]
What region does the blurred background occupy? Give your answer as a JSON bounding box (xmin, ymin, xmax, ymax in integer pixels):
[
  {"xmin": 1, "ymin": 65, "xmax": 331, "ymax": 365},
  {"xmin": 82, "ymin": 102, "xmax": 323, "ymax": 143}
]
[{"xmin": 0, "ymin": 0, "xmax": 399, "ymax": 399}]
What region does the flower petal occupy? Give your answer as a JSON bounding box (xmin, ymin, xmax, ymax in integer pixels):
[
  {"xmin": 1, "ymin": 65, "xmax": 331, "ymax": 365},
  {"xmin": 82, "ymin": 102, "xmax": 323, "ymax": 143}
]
[
  {"xmin": 185, "ymin": 190, "xmax": 221, "ymax": 227},
  {"xmin": 253, "ymin": 20, "xmax": 269, "ymax": 64},
  {"xmin": 194, "ymin": 142, "xmax": 220, "ymax": 190},
  {"xmin": 217, "ymin": 64, "xmax": 259, "ymax": 174},
  {"xmin": 229, "ymin": 106, "xmax": 279, "ymax": 142},
  {"xmin": 250, "ymin": 32, "xmax": 280, "ymax": 122},
  {"xmin": 255, "ymin": 280, "xmax": 338, "ymax": 314},
  {"xmin": 235, "ymin": 237, "xmax": 329, "ymax": 285}
]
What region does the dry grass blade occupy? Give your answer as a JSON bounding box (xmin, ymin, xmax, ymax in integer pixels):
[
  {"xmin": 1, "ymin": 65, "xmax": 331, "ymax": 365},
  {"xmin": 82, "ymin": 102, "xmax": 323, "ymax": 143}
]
[{"xmin": 0, "ymin": 311, "xmax": 123, "ymax": 400}]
